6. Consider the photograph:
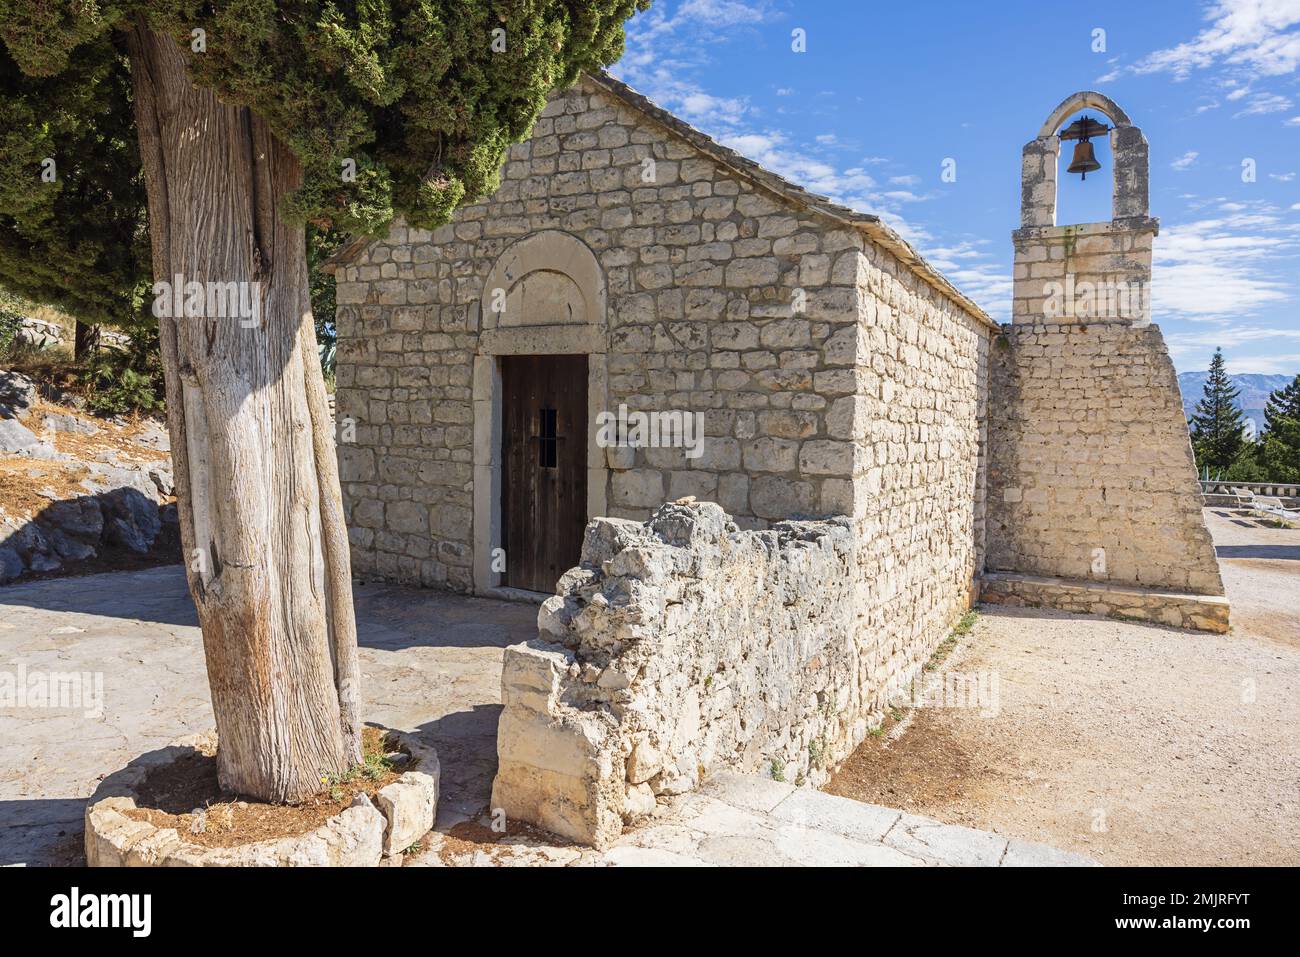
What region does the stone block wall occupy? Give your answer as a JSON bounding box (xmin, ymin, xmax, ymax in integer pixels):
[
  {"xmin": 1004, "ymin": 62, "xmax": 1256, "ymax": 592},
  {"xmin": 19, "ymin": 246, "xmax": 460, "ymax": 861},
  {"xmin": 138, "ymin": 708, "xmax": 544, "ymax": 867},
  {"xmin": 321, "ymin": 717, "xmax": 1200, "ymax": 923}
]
[
  {"xmin": 332, "ymin": 254, "xmax": 478, "ymax": 590},
  {"xmin": 332, "ymin": 74, "xmax": 994, "ymax": 601},
  {"xmin": 491, "ymin": 502, "xmax": 862, "ymax": 848},
  {"xmin": 848, "ymin": 246, "xmax": 990, "ymax": 708},
  {"xmin": 1010, "ymin": 220, "xmax": 1155, "ymax": 325},
  {"xmin": 331, "ymin": 78, "xmax": 872, "ymax": 591},
  {"xmin": 986, "ymin": 320, "xmax": 1222, "ymax": 595}
]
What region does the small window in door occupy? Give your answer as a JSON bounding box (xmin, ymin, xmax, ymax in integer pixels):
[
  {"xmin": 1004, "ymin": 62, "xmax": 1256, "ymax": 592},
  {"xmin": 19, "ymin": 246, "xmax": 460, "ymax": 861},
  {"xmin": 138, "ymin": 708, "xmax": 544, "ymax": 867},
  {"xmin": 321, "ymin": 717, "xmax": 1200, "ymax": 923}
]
[{"xmin": 538, "ymin": 407, "xmax": 558, "ymax": 468}]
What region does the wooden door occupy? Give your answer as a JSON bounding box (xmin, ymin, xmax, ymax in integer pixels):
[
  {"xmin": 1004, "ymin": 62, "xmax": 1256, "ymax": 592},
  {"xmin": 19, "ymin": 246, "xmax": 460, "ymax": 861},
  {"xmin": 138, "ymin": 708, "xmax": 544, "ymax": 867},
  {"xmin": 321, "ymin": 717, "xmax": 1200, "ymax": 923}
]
[{"xmin": 501, "ymin": 355, "xmax": 588, "ymax": 593}]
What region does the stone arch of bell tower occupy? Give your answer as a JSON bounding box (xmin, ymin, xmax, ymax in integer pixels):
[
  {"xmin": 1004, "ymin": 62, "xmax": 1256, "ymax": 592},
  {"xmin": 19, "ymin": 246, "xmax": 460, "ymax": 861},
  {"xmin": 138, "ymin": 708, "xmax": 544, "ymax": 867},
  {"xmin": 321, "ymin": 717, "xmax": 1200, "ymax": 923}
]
[{"xmin": 1021, "ymin": 90, "xmax": 1148, "ymax": 228}]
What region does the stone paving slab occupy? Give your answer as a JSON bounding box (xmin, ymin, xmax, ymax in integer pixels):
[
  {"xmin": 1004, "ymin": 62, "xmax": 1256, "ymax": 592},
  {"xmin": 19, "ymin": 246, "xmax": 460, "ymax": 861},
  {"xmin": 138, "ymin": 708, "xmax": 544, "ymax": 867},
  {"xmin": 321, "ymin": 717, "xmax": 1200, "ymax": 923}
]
[
  {"xmin": 412, "ymin": 772, "xmax": 1099, "ymax": 867},
  {"xmin": 1, "ymin": 566, "xmax": 1097, "ymax": 868}
]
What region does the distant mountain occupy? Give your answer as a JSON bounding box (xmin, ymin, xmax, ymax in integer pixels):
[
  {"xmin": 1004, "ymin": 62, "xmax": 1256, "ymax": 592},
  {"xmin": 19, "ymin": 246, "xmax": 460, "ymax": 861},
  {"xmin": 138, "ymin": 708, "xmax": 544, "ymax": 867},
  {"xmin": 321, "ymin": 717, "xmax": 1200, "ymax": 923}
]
[{"xmin": 1177, "ymin": 371, "xmax": 1294, "ymax": 435}]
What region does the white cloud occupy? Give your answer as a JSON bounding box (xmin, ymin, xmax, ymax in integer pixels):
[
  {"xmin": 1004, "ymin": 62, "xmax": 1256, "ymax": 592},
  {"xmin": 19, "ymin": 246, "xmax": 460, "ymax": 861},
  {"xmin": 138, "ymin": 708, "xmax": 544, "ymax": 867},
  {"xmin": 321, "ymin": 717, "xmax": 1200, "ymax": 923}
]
[
  {"xmin": 1286, "ymin": 115, "xmax": 1300, "ymax": 125},
  {"xmin": 1224, "ymin": 353, "xmax": 1300, "ymax": 374},
  {"xmin": 1172, "ymin": 150, "xmax": 1200, "ymax": 170},
  {"xmin": 889, "ymin": 174, "xmax": 921, "ymax": 186},
  {"xmin": 614, "ymin": 0, "xmax": 777, "ymax": 129},
  {"xmin": 1269, "ymin": 171, "xmax": 1296, "ymax": 181},
  {"xmin": 1154, "ymin": 208, "xmax": 1298, "ymax": 322},
  {"xmin": 1136, "ymin": 0, "xmax": 1300, "ymax": 80},
  {"xmin": 815, "ymin": 133, "xmax": 838, "ymax": 145},
  {"xmin": 922, "ymin": 238, "xmax": 1014, "ymax": 317},
  {"xmin": 716, "ymin": 130, "xmax": 882, "ymax": 204},
  {"xmin": 1166, "ymin": 328, "xmax": 1300, "ymax": 373},
  {"xmin": 1232, "ymin": 91, "xmax": 1293, "ymax": 116}
]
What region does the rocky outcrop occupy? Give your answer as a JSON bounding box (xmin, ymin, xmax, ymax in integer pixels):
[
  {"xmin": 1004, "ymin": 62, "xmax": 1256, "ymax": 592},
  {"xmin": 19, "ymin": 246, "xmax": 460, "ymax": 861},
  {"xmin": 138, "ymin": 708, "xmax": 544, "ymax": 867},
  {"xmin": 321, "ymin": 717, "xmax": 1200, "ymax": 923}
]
[{"xmin": 0, "ymin": 370, "xmax": 176, "ymax": 583}]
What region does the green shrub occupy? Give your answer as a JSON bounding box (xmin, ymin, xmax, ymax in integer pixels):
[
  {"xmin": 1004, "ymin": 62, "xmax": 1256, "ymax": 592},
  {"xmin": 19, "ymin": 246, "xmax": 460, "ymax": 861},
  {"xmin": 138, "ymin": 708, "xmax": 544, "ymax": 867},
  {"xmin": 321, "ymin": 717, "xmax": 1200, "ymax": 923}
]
[
  {"xmin": 81, "ymin": 326, "xmax": 165, "ymax": 417},
  {"xmin": 0, "ymin": 306, "xmax": 23, "ymax": 352}
]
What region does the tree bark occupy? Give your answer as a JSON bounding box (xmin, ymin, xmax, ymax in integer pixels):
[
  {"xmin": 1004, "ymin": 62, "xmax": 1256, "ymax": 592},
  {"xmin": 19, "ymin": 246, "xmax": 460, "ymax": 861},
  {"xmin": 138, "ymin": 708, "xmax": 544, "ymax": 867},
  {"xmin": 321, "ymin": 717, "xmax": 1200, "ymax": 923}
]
[
  {"xmin": 73, "ymin": 321, "xmax": 98, "ymax": 362},
  {"xmin": 124, "ymin": 22, "xmax": 362, "ymax": 803}
]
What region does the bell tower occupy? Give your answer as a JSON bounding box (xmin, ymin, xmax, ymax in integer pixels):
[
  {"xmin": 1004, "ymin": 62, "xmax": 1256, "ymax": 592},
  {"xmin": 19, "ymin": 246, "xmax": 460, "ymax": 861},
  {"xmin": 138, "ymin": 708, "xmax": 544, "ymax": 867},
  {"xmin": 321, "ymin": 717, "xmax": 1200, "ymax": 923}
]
[
  {"xmin": 983, "ymin": 92, "xmax": 1229, "ymax": 632},
  {"xmin": 1013, "ymin": 91, "xmax": 1155, "ymax": 325}
]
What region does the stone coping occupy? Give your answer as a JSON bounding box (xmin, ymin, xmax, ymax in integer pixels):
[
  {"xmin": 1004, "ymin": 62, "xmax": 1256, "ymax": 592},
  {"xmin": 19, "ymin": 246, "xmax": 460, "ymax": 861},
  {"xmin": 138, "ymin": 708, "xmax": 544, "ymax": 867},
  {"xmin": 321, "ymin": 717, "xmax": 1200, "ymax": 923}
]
[
  {"xmin": 1012, "ymin": 216, "xmax": 1160, "ymax": 243},
  {"xmin": 85, "ymin": 727, "xmax": 439, "ymax": 867},
  {"xmin": 980, "ymin": 572, "xmax": 1229, "ymax": 634}
]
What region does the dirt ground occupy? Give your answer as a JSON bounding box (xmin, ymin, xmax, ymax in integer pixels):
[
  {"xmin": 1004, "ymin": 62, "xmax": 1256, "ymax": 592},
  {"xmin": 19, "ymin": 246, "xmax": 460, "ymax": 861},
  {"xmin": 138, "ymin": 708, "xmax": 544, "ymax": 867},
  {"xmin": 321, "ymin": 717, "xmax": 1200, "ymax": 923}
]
[{"xmin": 828, "ymin": 508, "xmax": 1300, "ymax": 866}]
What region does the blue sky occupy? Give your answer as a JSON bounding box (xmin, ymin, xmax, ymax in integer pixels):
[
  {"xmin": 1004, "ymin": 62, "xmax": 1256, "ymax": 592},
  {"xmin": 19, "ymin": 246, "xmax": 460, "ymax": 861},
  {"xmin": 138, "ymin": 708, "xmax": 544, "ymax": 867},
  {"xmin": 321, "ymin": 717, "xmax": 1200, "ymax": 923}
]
[{"xmin": 611, "ymin": 0, "xmax": 1300, "ymax": 375}]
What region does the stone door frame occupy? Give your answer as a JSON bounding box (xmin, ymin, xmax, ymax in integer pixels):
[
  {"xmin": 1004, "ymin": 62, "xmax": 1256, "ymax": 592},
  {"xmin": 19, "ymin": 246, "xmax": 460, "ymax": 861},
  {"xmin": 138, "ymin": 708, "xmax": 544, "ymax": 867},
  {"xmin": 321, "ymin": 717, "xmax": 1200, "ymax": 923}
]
[{"xmin": 472, "ymin": 230, "xmax": 609, "ymax": 597}]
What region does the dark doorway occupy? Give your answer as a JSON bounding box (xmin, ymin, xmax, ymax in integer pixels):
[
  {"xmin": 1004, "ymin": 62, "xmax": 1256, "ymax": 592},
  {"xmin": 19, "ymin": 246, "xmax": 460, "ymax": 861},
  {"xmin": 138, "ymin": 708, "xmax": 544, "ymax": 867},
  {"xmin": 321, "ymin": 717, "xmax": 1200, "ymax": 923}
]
[{"xmin": 500, "ymin": 355, "xmax": 588, "ymax": 593}]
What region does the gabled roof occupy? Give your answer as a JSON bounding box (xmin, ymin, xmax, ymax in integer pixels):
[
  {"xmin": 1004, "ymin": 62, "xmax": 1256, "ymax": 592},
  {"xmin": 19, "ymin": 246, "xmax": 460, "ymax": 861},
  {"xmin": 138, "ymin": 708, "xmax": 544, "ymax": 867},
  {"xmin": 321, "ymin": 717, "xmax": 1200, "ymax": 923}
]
[
  {"xmin": 583, "ymin": 73, "xmax": 993, "ymax": 328},
  {"xmin": 327, "ymin": 71, "xmax": 995, "ymax": 329}
]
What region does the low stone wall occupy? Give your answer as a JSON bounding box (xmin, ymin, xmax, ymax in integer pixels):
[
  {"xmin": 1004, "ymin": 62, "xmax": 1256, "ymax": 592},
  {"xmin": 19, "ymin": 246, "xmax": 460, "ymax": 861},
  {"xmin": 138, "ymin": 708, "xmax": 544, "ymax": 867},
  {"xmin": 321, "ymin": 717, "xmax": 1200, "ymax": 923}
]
[
  {"xmin": 85, "ymin": 729, "xmax": 439, "ymax": 867},
  {"xmin": 980, "ymin": 572, "xmax": 1230, "ymax": 633},
  {"xmin": 491, "ymin": 501, "xmax": 865, "ymax": 848},
  {"xmin": 13, "ymin": 316, "xmax": 131, "ymax": 352}
]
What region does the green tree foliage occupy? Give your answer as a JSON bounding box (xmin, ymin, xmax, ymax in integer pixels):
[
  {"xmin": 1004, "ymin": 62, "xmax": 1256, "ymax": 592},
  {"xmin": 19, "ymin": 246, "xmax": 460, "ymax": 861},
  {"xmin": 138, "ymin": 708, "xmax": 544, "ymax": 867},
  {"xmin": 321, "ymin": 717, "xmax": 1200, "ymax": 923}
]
[
  {"xmin": 1259, "ymin": 374, "xmax": 1300, "ymax": 483},
  {"xmin": 1190, "ymin": 348, "xmax": 1247, "ymax": 474},
  {"xmin": 1, "ymin": 1, "xmax": 649, "ymax": 240},
  {"xmin": 1, "ymin": 0, "xmax": 648, "ymax": 370},
  {"xmin": 0, "ymin": 32, "xmax": 150, "ymax": 330}
]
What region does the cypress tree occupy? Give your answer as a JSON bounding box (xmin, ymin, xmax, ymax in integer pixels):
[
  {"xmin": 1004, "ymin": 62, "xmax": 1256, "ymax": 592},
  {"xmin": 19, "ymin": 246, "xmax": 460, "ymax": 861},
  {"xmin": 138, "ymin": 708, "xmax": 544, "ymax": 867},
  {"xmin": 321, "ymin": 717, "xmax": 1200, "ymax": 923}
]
[{"xmin": 0, "ymin": 0, "xmax": 649, "ymax": 803}]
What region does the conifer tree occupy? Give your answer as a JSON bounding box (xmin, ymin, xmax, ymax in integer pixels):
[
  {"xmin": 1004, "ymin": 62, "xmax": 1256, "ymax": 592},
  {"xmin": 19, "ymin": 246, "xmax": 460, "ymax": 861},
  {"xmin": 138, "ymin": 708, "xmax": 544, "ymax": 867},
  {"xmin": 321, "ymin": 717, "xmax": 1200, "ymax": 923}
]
[
  {"xmin": 0, "ymin": 0, "xmax": 648, "ymax": 803},
  {"xmin": 1260, "ymin": 373, "xmax": 1300, "ymax": 483},
  {"xmin": 1189, "ymin": 348, "xmax": 1246, "ymax": 474}
]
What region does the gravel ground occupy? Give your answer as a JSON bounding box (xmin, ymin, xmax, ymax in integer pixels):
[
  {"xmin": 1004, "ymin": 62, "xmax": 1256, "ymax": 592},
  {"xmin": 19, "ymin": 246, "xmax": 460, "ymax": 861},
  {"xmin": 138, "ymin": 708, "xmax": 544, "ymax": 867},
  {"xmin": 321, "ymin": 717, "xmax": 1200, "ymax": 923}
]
[{"xmin": 827, "ymin": 508, "xmax": 1300, "ymax": 866}]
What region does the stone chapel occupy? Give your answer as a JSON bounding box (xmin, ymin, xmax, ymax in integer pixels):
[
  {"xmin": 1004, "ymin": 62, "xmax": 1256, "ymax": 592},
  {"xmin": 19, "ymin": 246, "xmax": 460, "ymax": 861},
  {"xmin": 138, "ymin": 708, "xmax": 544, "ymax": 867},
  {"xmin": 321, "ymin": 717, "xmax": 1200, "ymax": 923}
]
[{"xmin": 328, "ymin": 76, "xmax": 1221, "ymax": 629}]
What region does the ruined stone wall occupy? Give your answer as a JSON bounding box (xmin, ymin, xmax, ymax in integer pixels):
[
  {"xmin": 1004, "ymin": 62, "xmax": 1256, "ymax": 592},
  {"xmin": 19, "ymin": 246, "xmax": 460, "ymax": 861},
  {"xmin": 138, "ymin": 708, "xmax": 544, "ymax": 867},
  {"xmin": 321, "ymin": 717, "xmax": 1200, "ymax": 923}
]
[
  {"xmin": 987, "ymin": 320, "xmax": 1222, "ymax": 595},
  {"xmin": 491, "ymin": 503, "xmax": 861, "ymax": 848}
]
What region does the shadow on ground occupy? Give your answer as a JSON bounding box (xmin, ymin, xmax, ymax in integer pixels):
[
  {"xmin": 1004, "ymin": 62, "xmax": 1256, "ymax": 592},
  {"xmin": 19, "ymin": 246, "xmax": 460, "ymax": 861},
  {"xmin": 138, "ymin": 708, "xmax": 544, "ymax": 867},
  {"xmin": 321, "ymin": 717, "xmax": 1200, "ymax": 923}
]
[{"xmin": 1215, "ymin": 544, "xmax": 1300, "ymax": 560}]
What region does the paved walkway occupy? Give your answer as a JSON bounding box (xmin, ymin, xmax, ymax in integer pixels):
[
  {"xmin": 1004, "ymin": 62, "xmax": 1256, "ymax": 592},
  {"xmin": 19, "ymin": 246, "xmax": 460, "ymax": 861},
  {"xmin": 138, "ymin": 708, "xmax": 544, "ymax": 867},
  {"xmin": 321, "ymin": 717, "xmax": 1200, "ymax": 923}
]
[
  {"xmin": 0, "ymin": 564, "xmax": 1096, "ymax": 866},
  {"xmin": 0, "ymin": 565, "xmax": 537, "ymax": 865},
  {"xmin": 410, "ymin": 771, "xmax": 1094, "ymax": 867}
]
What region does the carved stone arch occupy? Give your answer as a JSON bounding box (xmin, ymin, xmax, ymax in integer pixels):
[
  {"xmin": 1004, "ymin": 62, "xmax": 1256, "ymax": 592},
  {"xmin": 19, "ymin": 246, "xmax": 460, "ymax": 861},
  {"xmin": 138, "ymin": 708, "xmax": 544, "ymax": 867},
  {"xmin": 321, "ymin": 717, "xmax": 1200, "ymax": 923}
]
[
  {"xmin": 480, "ymin": 229, "xmax": 606, "ymax": 334},
  {"xmin": 1038, "ymin": 90, "xmax": 1133, "ymax": 136},
  {"xmin": 1020, "ymin": 90, "xmax": 1149, "ymax": 228}
]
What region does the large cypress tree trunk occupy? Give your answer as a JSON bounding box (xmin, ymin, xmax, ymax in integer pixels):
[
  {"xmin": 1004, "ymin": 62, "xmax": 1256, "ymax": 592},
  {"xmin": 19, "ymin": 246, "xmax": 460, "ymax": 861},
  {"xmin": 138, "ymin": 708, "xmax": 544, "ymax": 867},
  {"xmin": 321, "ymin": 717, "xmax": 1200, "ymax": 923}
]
[{"xmin": 124, "ymin": 23, "xmax": 362, "ymax": 803}]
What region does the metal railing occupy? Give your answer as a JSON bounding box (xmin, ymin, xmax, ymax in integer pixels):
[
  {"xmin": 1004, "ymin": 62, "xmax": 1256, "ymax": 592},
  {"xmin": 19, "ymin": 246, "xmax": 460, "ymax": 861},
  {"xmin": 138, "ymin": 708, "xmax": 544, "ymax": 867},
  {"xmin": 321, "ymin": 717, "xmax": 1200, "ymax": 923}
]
[{"xmin": 1200, "ymin": 480, "xmax": 1300, "ymax": 498}]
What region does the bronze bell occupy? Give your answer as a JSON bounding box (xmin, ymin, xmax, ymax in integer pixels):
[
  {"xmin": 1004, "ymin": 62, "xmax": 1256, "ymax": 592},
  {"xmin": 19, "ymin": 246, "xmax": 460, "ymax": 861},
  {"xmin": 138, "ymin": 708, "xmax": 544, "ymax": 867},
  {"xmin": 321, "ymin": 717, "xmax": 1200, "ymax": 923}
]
[
  {"xmin": 1067, "ymin": 139, "xmax": 1101, "ymax": 179},
  {"xmin": 1060, "ymin": 115, "xmax": 1109, "ymax": 180}
]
